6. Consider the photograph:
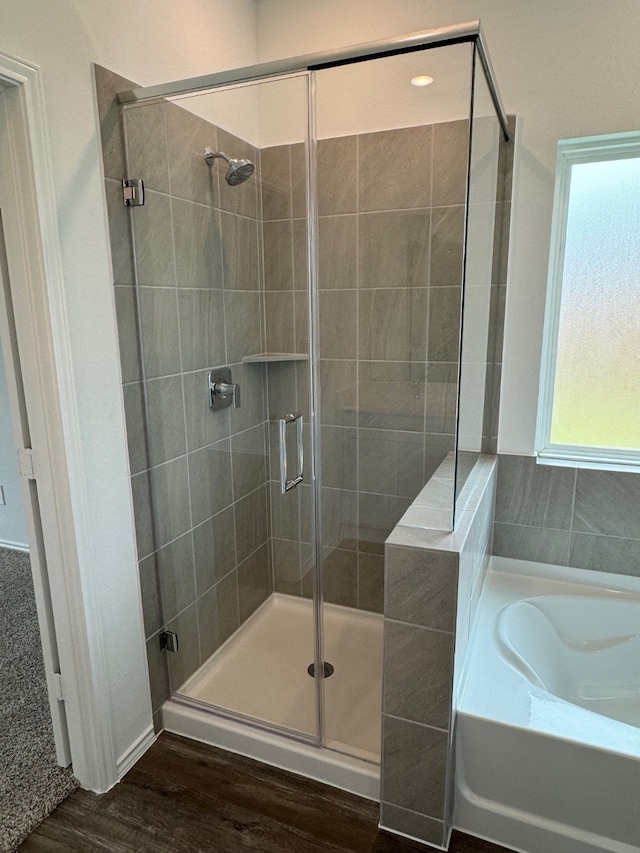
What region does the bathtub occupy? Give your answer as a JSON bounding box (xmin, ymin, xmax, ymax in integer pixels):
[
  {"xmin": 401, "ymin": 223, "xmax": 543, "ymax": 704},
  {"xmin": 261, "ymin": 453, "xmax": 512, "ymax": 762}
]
[{"xmin": 454, "ymin": 556, "xmax": 640, "ymax": 853}]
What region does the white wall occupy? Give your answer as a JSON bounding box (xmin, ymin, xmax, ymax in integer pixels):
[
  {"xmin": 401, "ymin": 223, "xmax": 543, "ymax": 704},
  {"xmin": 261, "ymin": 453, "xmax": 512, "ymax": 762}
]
[
  {"xmin": 258, "ymin": 41, "xmax": 474, "ymax": 146},
  {"xmin": 0, "ymin": 0, "xmax": 258, "ymax": 783},
  {"xmin": 256, "ymin": 0, "xmax": 640, "ymax": 454},
  {"xmin": 0, "ymin": 345, "xmax": 27, "ymax": 549}
]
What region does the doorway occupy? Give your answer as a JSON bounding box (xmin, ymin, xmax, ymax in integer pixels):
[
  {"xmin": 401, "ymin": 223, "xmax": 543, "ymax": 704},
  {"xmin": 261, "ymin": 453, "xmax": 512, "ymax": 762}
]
[{"xmin": 0, "ymin": 211, "xmax": 76, "ymax": 849}]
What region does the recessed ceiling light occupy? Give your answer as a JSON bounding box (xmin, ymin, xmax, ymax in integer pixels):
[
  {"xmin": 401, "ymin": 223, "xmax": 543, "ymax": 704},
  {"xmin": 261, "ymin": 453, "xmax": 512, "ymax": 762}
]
[{"xmin": 411, "ymin": 75, "xmax": 434, "ymax": 88}]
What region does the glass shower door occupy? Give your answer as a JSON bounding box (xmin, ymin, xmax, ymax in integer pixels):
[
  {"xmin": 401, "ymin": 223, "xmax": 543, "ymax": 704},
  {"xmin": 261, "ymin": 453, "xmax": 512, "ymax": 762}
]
[
  {"xmin": 122, "ymin": 73, "xmax": 322, "ymax": 743},
  {"xmin": 312, "ymin": 43, "xmax": 474, "ymax": 762}
]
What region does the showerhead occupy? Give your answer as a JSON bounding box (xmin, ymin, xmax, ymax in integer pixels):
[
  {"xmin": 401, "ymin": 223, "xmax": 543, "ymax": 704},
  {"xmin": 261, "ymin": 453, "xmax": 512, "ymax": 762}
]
[
  {"xmin": 226, "ymin": 158, "xmax": 255, "ymax": 186},
  {"xmin": 203, "ymin": 147, "xmax": 255, "ymax": 186}
]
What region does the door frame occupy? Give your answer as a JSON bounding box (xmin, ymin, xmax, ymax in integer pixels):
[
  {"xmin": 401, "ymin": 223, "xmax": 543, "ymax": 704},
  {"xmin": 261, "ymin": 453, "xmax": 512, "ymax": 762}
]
[
  {"xmin": 0, "ymin": 52, "xmax": 118, "ymax": 790},
  {"xmin": 0, "ymin": 197, "xmax": 73, "ymax": 765}
]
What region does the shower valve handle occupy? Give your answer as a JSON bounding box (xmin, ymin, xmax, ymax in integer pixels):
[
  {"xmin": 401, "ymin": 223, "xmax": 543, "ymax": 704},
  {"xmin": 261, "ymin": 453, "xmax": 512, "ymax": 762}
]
[
  {"xmin": 208, "ymin": 369, "xmax": 241, "ymax": 409},
  {"xmin": 212, "ymin": 381, "xmax": 241, "ymax": 407}
]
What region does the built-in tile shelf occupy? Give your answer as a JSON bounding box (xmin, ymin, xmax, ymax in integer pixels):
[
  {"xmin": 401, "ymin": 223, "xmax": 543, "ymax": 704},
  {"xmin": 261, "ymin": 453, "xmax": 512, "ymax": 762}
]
[{"xmin": 242, "ymin": 352, "xmax": 309, "ymax": 363}]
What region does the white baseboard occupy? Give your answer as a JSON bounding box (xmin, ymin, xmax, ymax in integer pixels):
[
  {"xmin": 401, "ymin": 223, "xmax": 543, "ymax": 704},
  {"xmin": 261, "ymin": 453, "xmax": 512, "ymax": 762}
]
[
  {"xmin": 0, "ymin": 538, "xmax": 29, "ymax": 552},
  {"xmin": 116, "ymin": 725, "xmax": 156, "ymax": 779}
]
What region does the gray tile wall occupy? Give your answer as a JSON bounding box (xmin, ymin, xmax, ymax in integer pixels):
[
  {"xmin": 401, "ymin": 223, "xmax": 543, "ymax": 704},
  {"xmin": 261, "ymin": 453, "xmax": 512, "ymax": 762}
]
[
  {"xmin": 263, "ymin": 121, "xmax": 470, "ymax": 616},
  {"xmin": 494, "ymin": 454, "xmax": 640, "ymax": 575},
  {"xmin": 129, "ymin": 102, "xmax": 274, "ymax": 704},
  {"xmin": 259, "ymin": 142, "xmax": 316, "ymax": 605},
  {"xmin": 381, "ymin": 457, "xmax": 497, "ymax": 848},
  {"xmin": 96, "ymin": 66, "xmax": 273, "ymax": 726}
]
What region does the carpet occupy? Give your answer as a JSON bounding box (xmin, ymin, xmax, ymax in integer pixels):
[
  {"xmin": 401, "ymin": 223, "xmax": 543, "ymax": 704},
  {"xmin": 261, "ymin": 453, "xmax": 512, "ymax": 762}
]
[{"xmin": 0, "ymin": 548, "xmax": 78, "ymax": 852}]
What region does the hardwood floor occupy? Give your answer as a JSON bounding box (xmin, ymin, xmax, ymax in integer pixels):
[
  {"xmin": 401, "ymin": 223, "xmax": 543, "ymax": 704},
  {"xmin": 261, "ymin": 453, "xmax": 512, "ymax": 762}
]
[{"xmin": 20, "ymin": 733, "xmax": 513, "ymax": 853}]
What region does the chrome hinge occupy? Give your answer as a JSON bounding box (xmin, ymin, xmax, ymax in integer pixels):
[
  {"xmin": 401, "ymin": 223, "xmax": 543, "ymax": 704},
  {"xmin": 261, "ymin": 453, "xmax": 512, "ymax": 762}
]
[
  {"xmin": 122, "ymin": 178, "xmax": 145, "ymax": 207},
  {"xmin": 17, "ymin": 447, "xmax": 38, "ymax": 480},
  {"xmin": 160, "ymin": 630, "xmax": 179, "ymax": 653},
  {"xmin": 51, "ymin": 672, "xmax": 65, "ymax": 702}
]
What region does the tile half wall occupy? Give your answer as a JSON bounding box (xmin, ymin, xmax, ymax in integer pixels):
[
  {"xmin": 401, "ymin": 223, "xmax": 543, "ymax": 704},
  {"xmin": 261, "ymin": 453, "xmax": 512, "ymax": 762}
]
[{"xmin": 381, "ymin": 456, "xmax": 497, "ymax": 849}]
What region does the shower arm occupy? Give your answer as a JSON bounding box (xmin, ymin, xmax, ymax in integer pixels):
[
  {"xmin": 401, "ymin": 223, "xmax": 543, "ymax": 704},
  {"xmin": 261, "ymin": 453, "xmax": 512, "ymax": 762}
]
[{"xmin": 204, "ymin": 147, "xmax": 231, "ymax": 165}]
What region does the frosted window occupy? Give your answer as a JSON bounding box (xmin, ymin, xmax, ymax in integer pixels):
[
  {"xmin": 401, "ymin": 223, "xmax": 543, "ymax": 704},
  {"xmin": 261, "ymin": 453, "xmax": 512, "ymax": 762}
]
[{"xmin": 550, "ymin": 154, "xmax": 640, "ymax": 452}]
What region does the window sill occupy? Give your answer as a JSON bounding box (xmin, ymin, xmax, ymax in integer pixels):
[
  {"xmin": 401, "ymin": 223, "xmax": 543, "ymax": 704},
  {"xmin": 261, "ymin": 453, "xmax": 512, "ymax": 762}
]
[{"xmin": 536, "ymin": 448, "xmax": 640, "ymax": 475}]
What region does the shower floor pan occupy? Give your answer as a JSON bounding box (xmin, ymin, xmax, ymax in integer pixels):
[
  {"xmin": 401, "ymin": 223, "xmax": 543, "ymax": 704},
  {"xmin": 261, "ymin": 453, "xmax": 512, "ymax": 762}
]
[{"xmin": 162, "ymin": 594, "xmax": 382, "ymax": 800}]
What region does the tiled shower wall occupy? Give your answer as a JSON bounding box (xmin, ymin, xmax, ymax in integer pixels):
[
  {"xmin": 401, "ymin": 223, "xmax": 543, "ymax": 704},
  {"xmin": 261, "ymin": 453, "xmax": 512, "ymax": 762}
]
[
  {"xmin": 96, "ymin": 66, "xmax": 273, "ymax": 725},
  {"xmin": 260, "ymin": 143, "xmax": 314, "ymax": 604},
  {"xmin": 494, "ymin": 454, "xmax": 640, "ymax": 574},
  {"xmin": 262, "ymin": 121, "xmax": 470, "ymax": 615}
]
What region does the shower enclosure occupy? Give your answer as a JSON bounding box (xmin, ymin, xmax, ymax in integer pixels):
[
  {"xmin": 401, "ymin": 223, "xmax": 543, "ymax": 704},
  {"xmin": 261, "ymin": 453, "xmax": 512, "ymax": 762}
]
[{"xmin": 109, "ymin": 18, "xmax": 509, "ymax": 830}]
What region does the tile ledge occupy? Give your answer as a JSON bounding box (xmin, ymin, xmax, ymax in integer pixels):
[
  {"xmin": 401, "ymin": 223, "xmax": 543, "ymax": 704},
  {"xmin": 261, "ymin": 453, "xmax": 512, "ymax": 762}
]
[{"xmin": 387, "ymin": 455, "xmax": 497, "ymax": 553}]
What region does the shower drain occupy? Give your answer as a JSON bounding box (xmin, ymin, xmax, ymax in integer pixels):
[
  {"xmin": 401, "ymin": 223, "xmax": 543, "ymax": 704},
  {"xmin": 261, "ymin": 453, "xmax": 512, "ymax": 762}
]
[{"xmin": 307, "ymin": 661, "xmax": 335, "ymax": 678}]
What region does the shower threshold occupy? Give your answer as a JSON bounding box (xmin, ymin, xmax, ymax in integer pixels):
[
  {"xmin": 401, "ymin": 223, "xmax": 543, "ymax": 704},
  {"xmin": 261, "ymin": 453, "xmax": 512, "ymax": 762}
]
[{"xmin": 162, "ymin": 594, "xmax": 382, "ymax": 800}]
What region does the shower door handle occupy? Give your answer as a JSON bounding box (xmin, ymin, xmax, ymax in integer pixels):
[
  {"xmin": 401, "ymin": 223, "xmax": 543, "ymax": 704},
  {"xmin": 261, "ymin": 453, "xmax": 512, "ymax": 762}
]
[{"xmin": 279, "ymin": 411, "xmax": 303, "ymax": 494}]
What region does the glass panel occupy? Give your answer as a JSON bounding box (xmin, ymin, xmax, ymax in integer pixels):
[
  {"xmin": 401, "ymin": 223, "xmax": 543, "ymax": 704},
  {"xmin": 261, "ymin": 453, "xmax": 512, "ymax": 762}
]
[
  {"xmin": 123, "ymin": 73, "xmax": 321, "ymax": 742},
  {"xmin": 551, "ymin": 155, "xmax": 640, "ymax": 450},
  {"xmin": 455, "ymin": 47, "xmax": 502, "ymax": 513},
  {"xmin": 313, "ymin": 43, "xmax": 473, "ymax": 762}
]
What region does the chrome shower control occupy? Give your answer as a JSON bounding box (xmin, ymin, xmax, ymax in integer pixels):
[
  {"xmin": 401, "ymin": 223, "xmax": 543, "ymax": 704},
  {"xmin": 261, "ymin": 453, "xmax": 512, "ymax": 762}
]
[
  {"xmin": 208, "ymin": 368, "xmax": 241, "ymax": 409},
  {"xmin": 212, "ymin": 381, "xmax": 241, "ymax": 405}
]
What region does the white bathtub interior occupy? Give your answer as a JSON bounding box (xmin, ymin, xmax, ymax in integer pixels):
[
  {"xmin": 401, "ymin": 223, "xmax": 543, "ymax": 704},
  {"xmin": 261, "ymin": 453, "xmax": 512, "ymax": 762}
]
[
  {"xmin": 497, "ymin": 594, "xmax": 640, "ymax": 727},
  {"xmin": 455, "ymin": 556, "xmax": 640, "ymax": 853}
]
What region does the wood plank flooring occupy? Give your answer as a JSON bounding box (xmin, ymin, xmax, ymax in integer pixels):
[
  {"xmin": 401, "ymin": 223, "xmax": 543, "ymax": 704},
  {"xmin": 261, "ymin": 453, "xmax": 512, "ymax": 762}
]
[{"xmin": 20, "ymin": 733, "xmax": 513, "ymax": 853}]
